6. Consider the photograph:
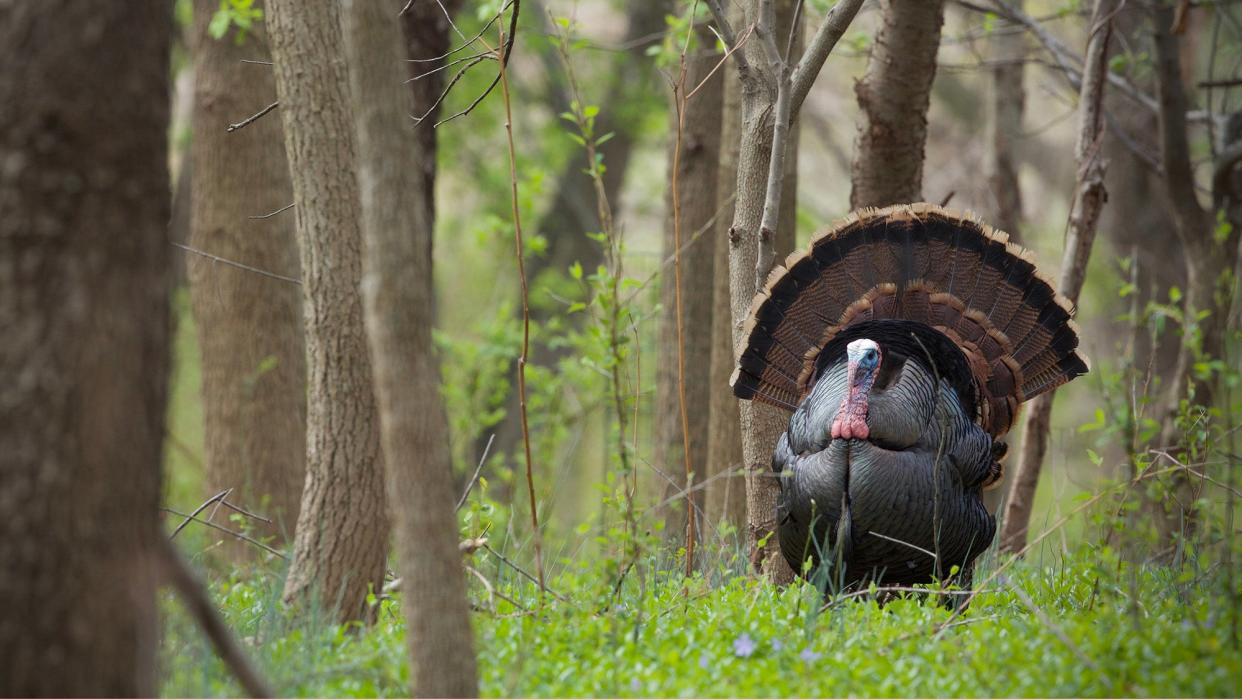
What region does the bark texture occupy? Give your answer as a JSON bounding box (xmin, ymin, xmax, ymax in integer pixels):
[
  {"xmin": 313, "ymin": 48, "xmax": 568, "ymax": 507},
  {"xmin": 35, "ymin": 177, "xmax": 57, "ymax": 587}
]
[
  {"xmin": 343, "ymin": 0, "xmax": 478, "ymax": 694},
  {"xmin": 0, "ymin": 2, "xmax": 170, "ymax": 693},
  {"xmin": 849, "ymin": 0, "xmax": 946, "ymax": 209},
  {"xmin": 266, "ymin": 0, "xmax": 388, "ymax": 621},
  {"xmin": 658, "ymin": 28, "xmax": 724, "ymax": 554},
  {"xmin": 1001, "ymin": 0, "xmax": 1118, "ymax": 554},
  {"xmin": 727, "ymin": 0, "xmax": 804, "ymax": 582},
  {"xmin": 188, "ymin": 0, "xmax": 306, "ymax": 549},
  {"xmin": 706, "ymin": 25, "xmax": 747, "ymax": 532},
  {"xmin": 402, "ymin": 0, "xmax": 461, "ymax": 280},
  {"xmin": 988, "ymin": 0, "xmax": 1025, "ymax": 239}
]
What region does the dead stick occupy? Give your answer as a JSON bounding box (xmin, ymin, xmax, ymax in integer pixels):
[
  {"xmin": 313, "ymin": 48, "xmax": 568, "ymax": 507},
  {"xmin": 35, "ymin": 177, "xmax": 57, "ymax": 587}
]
[
  {"xmin": 227, "ymin": 101, "xmax": 279, "ymax": 133},
  {"xmin": 162, "ymin": 507, "xmax": 288, "ymax": 560},
  {"xmin": 170, "ymin": 489, "xmax": 231, "ymax": 539}
]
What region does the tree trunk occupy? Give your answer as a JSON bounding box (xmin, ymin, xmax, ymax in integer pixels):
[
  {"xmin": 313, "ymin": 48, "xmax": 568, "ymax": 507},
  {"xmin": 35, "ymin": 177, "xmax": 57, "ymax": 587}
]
[
  {"xmin": 657, "ymin": 25, "xmax": 724, "ymax": 558},
  {"xmin": 266, "ymin": 0, "xmax": 389, "ymax": 622},
  {"xmin": 402, "ymin": 0, "xmax": 461, "ymax": 289},
  {"xmin": 1000, "ymin": 0, "xmax": 1119, "ymax": 554},
  {"xmin": 988, "ymin": 0, "xmax": 1025, "ymax": 239},
  {"xmin": 849, "ymin": 0, "xmax": 946, "ymax": 209},
  {"xmin": 0, "ymin": 2, "xmax": 170, "ymax": 693},
  {"xmin": 1150, "ymin": 1, "xmax": 1242, "ymax": 544},
  {"xmin": 188, "ymin": 0, "xmax": 306, "ymax": 551},
  {"xmin": 706, "ymin": 15, "xmax": 747, "ymax": 532},
  {"xmin": 728, "ymin": 0, "xmax": 804, "ymax": 583},
  {"xmin": 984, "ymin": 2, "xmax": 1026, "ymax": 515},
  {"xmin": 343, "ymin": 0, "xmax": 478, "ymax": 694}
]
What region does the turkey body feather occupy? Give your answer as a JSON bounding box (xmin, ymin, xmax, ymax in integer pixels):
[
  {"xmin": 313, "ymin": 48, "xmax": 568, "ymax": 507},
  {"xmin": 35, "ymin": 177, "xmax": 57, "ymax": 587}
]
[{"xmin": 732, "ymin": 204, "xmax": 1087, "ymax": 589}]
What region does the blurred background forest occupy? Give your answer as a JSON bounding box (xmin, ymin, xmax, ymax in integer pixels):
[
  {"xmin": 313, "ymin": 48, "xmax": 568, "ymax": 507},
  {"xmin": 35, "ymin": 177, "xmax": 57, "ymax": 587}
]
[
  {"xmin": 165, "ymin": 0, "xmax": 1239, "ymax": 566},
  {"xmin": 4, "ymin": 0, "xmax": 1241, "ymax": 695}
]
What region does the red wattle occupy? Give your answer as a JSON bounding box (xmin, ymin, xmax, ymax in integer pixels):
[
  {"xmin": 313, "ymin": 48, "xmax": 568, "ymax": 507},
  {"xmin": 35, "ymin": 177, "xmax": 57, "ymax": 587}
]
[{"xmin": 831, "ymin": 360, "xmax": 871, "ymax": 441}]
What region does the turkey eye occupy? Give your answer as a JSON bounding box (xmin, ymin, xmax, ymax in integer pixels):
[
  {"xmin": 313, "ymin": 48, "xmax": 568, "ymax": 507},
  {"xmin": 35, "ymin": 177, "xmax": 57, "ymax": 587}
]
[{"xmin": 863, "ymin": 349, "xmax": 877, "ymax": 363}]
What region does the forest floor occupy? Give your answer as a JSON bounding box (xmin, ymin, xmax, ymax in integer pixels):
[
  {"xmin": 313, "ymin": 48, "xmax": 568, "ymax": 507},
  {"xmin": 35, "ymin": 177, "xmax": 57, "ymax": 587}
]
[
  {"xmin": 161, "ymin": 545, "xmax": 1240, "ymax": 697},
  {"xmin": 160, "ymin": 295, "xmax": 1241, "ymax": 697}
]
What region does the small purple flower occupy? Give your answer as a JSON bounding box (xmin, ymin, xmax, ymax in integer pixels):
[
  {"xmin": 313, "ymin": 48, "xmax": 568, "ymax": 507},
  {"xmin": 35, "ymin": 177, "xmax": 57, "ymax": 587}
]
[
  {"xmin": 630, "ymin": 678, "xmax": 641, "ymax": 691},
  {"xmin": 799, "ymin": 647, "xmax": 821, "ymax": 663},
  {"xmin": 699, "ymin": 653, "xmax": 710, "ymax": 669},
  {"xmin": 771, "ymin": 639, "xmax": 784, "ymax": 651},
  {"xmin": 733, "ymin": 632, "xmax": 757, "ymax": 658}
]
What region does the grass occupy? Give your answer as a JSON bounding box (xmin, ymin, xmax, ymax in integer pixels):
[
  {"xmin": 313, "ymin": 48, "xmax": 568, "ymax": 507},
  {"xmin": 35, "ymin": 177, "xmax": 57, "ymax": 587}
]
[
  {"xmin": 161, "ymin": 539, "xmax": 1242, "ymax": 697},
  {"xmin": 160, "ymin": 287, "xmax": 1241, "ymax": 697}
]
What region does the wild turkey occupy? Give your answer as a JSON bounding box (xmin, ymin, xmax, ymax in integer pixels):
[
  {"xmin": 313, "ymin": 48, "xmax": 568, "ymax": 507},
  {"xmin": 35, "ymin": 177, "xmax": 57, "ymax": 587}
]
[{"xmin": 731, "ymin": 204, "xmax": 1088, "ymax": 589}]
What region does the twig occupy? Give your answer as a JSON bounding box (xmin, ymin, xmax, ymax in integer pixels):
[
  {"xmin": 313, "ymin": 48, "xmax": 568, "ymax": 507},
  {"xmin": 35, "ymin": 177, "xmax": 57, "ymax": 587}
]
[
  {"xmin": 687, "ymin": 23, "xmax": 755, "ymax": 101},
  {"xmin": 221, "ymin": 499, "xmax": 273, "ymax": 524},
  {"xmin": 226, "ymin": 100, "xmax": 279, "ymax": 133},
  {"xmin": 494, "ymin": 16, "xmax": 545, "ymax": 595},
  {"xmin": 670, "ymin": 8, "xmax": 700, "ymax": 577},
  {"xmin": 248, "ymin": 202, "xmax": 295, "ymax": 220},
  {"xmin": 404, "ymin": 51, "xmax": 494, "ymax": 84},
  {"xmin": 481, "ymin": 544, "xmax": 566, "ymax": 602},
  {"xmin": 160, "ymin": 538, "xmax": 274, "ymax": 698},
  {"xmin": 464, "ymin": 564, "xmax": 497, "ymax": 611},
  {"xmin": 172, "ymin": 242, "xmax": 301, "ymax": 285},
  {"xmin": 410, "ymin": 55, "xmax": 490, "ymax": 123},
  {"xmin": 430, "ymin": 0, "xmax": 521, "ymax": 128},
  {"xmin": 1151, "ymin": 449, "xmax": 1242, "ymax": 498},
  {"xmin": 162, "ymin": 507, "xmax": 288, "ymax": 560},
  {"xmin": 170, "ymin": 489, "xmax": 231, "ymax": 539},
  {"xmin": 704, "ymin": 0, "xmax": 753, "ymax": 78},
  {"xmin": 406, "ymin": 0, "xmax": 513, "ymax": 62},
  {"xmin": 456, "ymin": 433, "xmax": 495, "ymax": 511},
  {"xmin": 869, "ymin": 530, "xmax": 938, "ymax": 560}
]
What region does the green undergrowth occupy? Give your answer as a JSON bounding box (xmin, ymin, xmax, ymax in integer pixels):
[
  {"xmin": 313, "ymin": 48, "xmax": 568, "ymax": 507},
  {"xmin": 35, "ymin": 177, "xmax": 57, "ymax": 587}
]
[{"xmin": 162, "ymin": 546, "xmax": 1241, "ymax": 697}]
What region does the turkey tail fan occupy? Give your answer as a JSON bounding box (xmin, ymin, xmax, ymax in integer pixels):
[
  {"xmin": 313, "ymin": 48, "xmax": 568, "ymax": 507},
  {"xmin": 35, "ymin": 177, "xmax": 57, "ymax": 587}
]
[{"xmin": 730, "ymin": 203, "xmax": 1088, "ymax": 436}]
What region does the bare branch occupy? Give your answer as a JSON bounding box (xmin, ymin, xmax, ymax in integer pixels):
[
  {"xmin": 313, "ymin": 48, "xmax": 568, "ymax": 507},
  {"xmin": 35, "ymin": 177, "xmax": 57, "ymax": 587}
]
[
  {"xmin": 226, "ymin": 100, "xmax": 279, "ymax": 133},
  {"xmin": 989, "ymin": 0, "xmax": 1210, "ymax": 123},
  {"xmin": 456, "ymin": 434, "xmax": 495, "ymax": 511},
  {"xmin": 430, "ymin": 0, "xmax": 521, "ymax": 128},
  {"xmin": 162, "ymin": 506, "xmax": 289, "ymax": 560},
  {"xmin": 170, "ymin": 489, "xmax": 231, "ymax": 539},
  {"xmin": 1001, "ymin": 0, "xmax": 1119, "ymax": 553},
  {"xmin": 171, "ymin": 242, "xmax": 302, "ymax": 285},
  {"xmin": 789, "ymin": 0, "xmax": 866, "ymax": 114},
  {"xmin": 705, "ymin": 0, "xmax": 754, "ymax": 78},
  {"xmin": 247, "ymin": 202, "xmax": 295, "ymax": 220}
]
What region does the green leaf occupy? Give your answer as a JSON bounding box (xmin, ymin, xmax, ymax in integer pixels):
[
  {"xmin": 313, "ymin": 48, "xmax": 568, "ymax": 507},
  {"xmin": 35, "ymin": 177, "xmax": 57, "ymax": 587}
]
[{"xmin": 208, "ymin": 6, "xmax": 232, "ymax": 39}]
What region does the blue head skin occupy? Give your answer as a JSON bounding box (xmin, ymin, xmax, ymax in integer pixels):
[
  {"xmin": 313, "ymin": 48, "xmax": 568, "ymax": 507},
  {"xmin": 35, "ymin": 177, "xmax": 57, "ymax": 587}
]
[{"xmin": 830, "ymin": 338, "xmax": 882, "ymax": 440}]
